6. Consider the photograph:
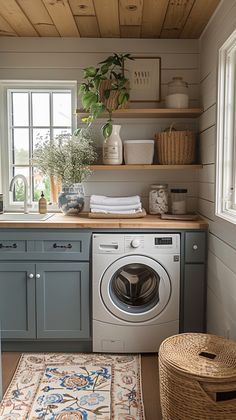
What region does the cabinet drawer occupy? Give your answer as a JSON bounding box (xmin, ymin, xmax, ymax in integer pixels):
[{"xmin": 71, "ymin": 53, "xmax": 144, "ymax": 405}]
[
  {"xmin": 185, "ymin": 232, "xmax": 206, "ymax": 263},
  {"xmin": 0, "ymin": 240, "xmax": 26, "ymax": 254},
  {"xmin": 38, "ymin": 233, "xmax": 90, "ymax": 260}
]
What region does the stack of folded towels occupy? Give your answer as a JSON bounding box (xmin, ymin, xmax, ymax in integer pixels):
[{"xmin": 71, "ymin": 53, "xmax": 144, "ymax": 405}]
[{"xmin": 90, "ymin": 195, "xmax": 143, "ymax": 214}]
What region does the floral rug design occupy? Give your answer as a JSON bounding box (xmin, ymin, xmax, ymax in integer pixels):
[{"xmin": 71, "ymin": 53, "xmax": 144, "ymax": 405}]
[
  {"xmin": 0, "ymin": 353, "xmax": 145, "ymax": 420},
  {"xmin": 29, "ymin": 364, "xmax": 111, "ymax": 419}
]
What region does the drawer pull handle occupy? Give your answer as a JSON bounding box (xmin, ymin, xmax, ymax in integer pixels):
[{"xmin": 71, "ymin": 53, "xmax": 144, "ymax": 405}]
[
  {"xmin": 0, "ymin": 243, "xmax": 17, "ymax": 249},
  {"xmin": 36, "ymin": 273, "xmax": 41, "ymax": 279},
  {"xmin": 53, "ymin": 243, "xmax": 72, "ymax": 249},
  {"xmin": 28, "ymin": 273, "xmax": 34, "ymax": 279},
  {"xmin": 192, "ymin": 244, "xmax": 198, "ymax": 250}
]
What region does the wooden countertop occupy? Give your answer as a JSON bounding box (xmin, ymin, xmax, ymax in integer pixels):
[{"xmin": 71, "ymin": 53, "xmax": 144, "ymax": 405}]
[{"xmin": 0, "ymin": 213, "xmax": 208, "ymax": 229}]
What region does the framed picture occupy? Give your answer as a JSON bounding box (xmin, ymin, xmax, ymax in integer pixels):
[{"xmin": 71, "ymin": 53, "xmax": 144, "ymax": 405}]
[{"xmin": 125, "ymin": 56, "xmax": 161, "ymax": 102}]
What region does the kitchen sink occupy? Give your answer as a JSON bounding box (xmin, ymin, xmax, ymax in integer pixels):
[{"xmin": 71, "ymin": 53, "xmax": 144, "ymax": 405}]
[{"xmin": 0, "ymin": 213, "xmax": 54, "ymax": 221}]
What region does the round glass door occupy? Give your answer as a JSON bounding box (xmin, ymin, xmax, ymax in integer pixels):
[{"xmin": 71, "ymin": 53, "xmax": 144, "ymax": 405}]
[
  {"xmin": 110, "ymin": 263, "xmax": 160, "ymax": 313},
  {"xmin": 100, "ymin": 255, "xmax": 171, "ymax": 323}
]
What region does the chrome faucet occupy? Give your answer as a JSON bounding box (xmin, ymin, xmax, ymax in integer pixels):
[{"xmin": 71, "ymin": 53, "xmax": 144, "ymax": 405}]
[{"xmin": 9, "ymin": 174, "xmax": 29, "ymax": 214}]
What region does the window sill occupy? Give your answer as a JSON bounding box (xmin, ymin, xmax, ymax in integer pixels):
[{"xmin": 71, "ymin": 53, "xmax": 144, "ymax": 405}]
[{"xmin": 216, "ymin": 210, "xmax": 236, "ymax": 225}]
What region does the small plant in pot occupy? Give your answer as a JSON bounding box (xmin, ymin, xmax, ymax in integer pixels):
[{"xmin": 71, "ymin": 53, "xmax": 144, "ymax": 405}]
[
  {"xmin": 79, "ymin": 53, "xmax": 134, "ymax": 139},
  {"xmin": 33, "ymin": 127, "xmax": 97, "ymax": 215}
]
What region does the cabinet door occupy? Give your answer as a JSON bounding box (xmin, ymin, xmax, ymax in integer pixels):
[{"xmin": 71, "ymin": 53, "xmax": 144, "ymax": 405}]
[
  {"xmin": 0, "ymin": 263, "xmax": 36, "ymax": 339},
  {"xmin": 182, "ymin": 264, "xmax": 205, "ymax": 333},
  {"xmin": 36, "ymin": 262, "xmax": 90, "ymax": 339}
]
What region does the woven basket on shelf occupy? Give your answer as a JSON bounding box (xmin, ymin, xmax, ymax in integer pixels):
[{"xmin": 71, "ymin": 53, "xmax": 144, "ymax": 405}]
[
  {"xmin": 159, "ymin": 333, "xmax": 236, "ymax": 420},
  {"xmin": 155, "ymin": 128, "xmax": 196, "ymax": 164},
  {"xmin": 99, "ymin": 79, "xmax": 129, "ymax": 110}
]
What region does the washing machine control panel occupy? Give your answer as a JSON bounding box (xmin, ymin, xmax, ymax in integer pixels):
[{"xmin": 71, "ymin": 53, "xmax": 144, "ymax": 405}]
[{"xmin": 123, "ymin": 234, "xmax": 180, "ymax": 253}]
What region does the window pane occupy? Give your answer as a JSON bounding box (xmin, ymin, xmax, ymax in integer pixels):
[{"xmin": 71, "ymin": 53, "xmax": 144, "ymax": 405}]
[
  {"xmin": 12, "ymin": 128, "xmax": 29, "ymax": 165},
  {"xmin": 32, "ymin": 93, "xmax": 50, "ymax": 126},
  {"xmin": 53, "ymin": 128, "xmax": 71, "ymax": 138},
  {"xmin": 33, "ymin": 167, "xmax": 50, "ymax": 203},
  {"xmin": 33, "ymin": 128, "xmax": 50, "ymax": 150},
  {"xmin": 11, "ymin": 167, "xmax": 29, "ymax": 202},
  {"xmin": 53, "ymin": 92, "xmax": 71, "ymax": 126},
  {"xmin": 12, "ymin": 92, "xmax": 29, "ymax": 126}
]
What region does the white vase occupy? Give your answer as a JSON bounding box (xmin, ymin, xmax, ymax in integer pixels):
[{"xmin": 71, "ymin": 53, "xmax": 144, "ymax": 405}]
[{"xmin": 103, "ymin": 124, "xmax": 123, "ymax": 165}]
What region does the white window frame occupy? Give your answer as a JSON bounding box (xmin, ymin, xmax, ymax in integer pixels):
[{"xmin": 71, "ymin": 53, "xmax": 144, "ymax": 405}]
[
  {"xmin": 216, "ymin": 30, "xmax": 236, "ymax": 224},
  {"xmin": 0, "ymin": 80, "xmax": 77, "ymax": 212}
]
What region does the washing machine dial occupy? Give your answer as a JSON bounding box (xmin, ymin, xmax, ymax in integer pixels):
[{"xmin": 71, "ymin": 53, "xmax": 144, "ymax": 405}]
[{"xmin": 131, "ymin": 238, "xmax": 140, "ymax": 248}]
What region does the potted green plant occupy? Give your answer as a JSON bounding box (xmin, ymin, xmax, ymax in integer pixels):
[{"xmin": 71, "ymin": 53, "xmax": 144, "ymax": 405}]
[
  {"xmin": 33, "ymin": 127, "xmax": 97, "ymax": 215},
  {"xmin": 79, "ymin": 53, "xmax": 134, "ymax": 138}
]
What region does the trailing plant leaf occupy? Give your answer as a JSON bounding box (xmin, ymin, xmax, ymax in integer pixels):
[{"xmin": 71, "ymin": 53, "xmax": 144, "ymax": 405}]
[
  {"xmin": 90, "ymin": 102, "xmax": 105, "ymax": 118},
  {"xmin": 82, "ymin": 91, "xmax": 98, "ymax": 110},
  {"xmin": 104, "ymin": 89, "xmax": 110, "ymax": 99},
  {"xmin": 79, "ymin": 83, "xmax": 88, "ymax": 95},
  {"xmin": 102, "ymin": 121, "xmax": 113, "ymax": 138},
  {"xmin": 118, "ymin": 91, "xmax": 127, "ymax": 105},
  {"xmin": 101, "ymin": 63, "xmax": 110, "ymax": 74},
  {"xmin": 83, "ymin": 66, "xmax": 97, "ymax": 78}
]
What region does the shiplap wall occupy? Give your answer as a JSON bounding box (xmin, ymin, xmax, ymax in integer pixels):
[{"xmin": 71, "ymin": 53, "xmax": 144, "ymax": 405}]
[
  {"xmin": 0, "ymin": 37, "xmax": 200, "ymax": 211},
  {"xmin": 199, "ymin": 0, "xmax": 236, "ymax": 339}
]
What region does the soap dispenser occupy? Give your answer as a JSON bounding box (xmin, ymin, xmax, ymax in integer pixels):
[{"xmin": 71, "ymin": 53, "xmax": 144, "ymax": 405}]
[{"xmin": 38, "ymin": 191, "xmax": 47, "ymax": 214}]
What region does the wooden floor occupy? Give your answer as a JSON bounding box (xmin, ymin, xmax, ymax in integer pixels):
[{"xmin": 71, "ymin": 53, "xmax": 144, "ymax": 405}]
[{"xmin": 2, "ymin": 352, "xmax": 162, "ymax": 419}]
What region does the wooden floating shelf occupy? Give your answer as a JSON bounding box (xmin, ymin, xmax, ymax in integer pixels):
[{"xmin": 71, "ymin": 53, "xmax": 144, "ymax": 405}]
[
  {"xmin": 76, "ymin": 108, "xmax": 203, "ymax": 118},
  {"xmin": 90, "ymin": 164, "xmax": 203, "ymax": 170}
]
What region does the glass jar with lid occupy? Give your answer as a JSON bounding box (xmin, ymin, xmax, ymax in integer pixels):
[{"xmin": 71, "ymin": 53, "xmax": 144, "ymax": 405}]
[
  {"xmin": 165, "ymin": 77, "xmax": 189, "ymax": 108},
  {"xmin": 149, "ymin": 184, "xmax": 168, "ymax": 215},
  {"xmin": 171, "ymin": 188, "xmax": 187, "ymax": 214}
]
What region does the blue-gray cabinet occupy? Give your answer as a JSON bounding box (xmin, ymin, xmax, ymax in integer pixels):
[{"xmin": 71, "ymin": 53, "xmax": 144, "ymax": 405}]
[
  {"xmin": 0, "ymin": 229, "xmax": 91, "ymax": 347},
  {"xmin": 181, "ymin": 231, "xmax": 207, "ymax": 333},
  {"xmin": 0, "ymin": 261, "xmax": 90, "ymax": 340},
  {"xmin": 36, "ymin": 262, "xmax": 89, "ymax": 339},
  {"xmin": 0, "ymin": 262, "xmax": 36, "ymax": 339}
]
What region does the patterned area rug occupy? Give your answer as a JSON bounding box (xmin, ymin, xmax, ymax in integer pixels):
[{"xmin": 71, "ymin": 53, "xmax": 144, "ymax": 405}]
[{"xmin": 0, "ymin": 352, "xmax": 145, "ymax": 419}]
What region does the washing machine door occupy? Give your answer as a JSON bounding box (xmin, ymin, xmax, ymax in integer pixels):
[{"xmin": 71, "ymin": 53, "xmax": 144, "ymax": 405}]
[{"xmin": 100, "ymin": 255, "xmax": 171, "ymax": 323}]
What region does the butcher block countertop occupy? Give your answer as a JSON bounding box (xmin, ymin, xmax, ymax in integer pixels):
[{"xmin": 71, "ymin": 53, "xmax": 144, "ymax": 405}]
[{"xmin": 0, "ymin": 213, "xmax": 208, "ymax": 229}]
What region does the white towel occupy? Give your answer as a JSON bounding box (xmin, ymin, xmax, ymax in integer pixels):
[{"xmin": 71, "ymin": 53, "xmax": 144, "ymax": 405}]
[
  {"xmin": 90, "ymin": 195, "xmax": 141, "ymax": 206},
  {"xmin": 91, "ymin": 208, "xmax": 142, "ymax": 214},
  {"xmin": 90, "ymin": 203, "xmax": 142, "ymax": 211}
]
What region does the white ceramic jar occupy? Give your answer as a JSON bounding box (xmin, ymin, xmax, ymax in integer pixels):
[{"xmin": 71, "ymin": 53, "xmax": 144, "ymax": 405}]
[
  {"xmin": 165, "ymin": 77, "xmax": 189, "ymax": 108},
  {"xmin": 103, "ymin": 124, "xmax": 123, "ymax": 165},
  {"xmin": 149, "ymin": 184, "xmax": 168, "ymax": 214}
]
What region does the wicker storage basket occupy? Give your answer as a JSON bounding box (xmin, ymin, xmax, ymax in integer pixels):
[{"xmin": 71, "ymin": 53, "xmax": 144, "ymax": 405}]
[
  {"xmin": 159, "ymin": 333, "xmax": 236, "ymax": 420},
  {"xmin": 155, "ymin": 128, "xmax": 196, "ymax": 164},
  {"xmin": 99, "ymin": 79, "xmax": 129, "ymax": 110}
]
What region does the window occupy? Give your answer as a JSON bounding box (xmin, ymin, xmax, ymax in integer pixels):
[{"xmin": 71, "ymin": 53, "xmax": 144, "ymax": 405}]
[
  {"xmin": 0, "ymin": 81, "xmax": 76, "ymax": 210},
  {"xmin": 216, "ymin": 30, "xmax": 236, "ymax": 224}
]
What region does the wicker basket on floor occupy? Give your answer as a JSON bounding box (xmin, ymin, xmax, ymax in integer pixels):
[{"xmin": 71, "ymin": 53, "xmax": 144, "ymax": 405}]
[
  {"xmin": 159, "ymin": 333, "xmax": 236, "ymax": 420},
  {"xmin": 155, "ymin": 128, "xmax": 196, "ymax": 164}
]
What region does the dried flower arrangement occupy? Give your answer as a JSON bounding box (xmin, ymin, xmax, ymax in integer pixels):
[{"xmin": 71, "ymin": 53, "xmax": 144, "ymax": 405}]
[{"xmin": 33, "ymin": 127, "xmax": 97, "ymax": 186}]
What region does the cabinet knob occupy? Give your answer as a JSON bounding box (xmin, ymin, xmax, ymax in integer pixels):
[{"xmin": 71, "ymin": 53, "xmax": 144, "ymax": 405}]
[
  {"xmin": 36, "ymin": 273, "xmax": 41, "ymax": 279},
  {"xmin": 28, "ymin": 273, "xmax": 34, "ymax": 279},
  {"xmin": 192, "ymin": 244, "xmax": 198, "ymax": 251}
]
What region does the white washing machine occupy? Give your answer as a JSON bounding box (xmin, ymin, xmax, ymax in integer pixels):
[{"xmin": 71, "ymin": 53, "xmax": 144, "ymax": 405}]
[{"xmin": 92, "ymin": 233, "xmax": 180, "ymax": 353}]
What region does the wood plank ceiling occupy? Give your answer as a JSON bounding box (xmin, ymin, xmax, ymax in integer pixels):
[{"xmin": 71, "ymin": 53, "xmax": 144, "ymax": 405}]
[{"xmin": 0, "ymin": 0, "xmax": 220, "ymax": 38}]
